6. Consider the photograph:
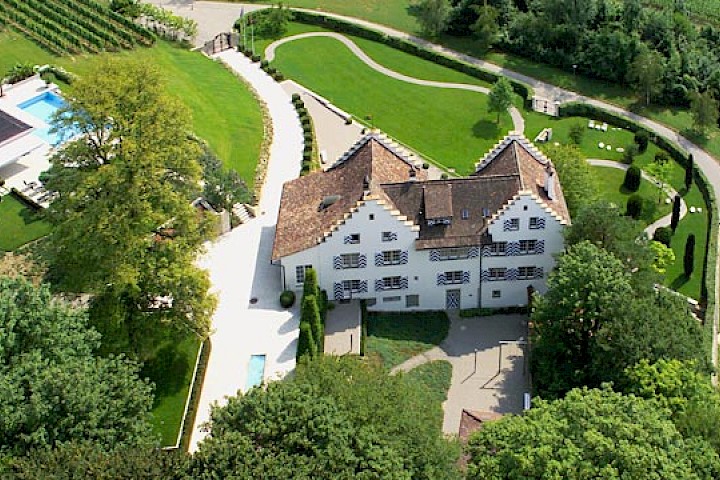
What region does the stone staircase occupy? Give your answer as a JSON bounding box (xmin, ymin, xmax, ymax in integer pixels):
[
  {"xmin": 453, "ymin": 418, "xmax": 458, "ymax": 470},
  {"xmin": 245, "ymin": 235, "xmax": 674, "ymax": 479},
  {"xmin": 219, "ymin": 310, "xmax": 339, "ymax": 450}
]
[{"xmin": 233, "ymin": 203, "xmax": 254, "ymax": 225}]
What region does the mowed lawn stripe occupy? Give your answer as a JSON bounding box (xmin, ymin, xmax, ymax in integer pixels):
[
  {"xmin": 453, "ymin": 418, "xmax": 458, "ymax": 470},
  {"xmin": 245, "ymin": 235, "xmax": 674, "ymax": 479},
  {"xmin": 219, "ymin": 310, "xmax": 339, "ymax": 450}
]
[{"xmin": 272, "ymin": 36, "xmax": 513, "ymax": 174}]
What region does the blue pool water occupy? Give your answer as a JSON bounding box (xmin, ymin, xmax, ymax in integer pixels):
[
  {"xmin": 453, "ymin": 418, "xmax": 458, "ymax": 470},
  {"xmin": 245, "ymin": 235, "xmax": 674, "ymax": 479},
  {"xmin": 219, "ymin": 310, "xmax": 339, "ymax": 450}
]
[
  {"xmin": 246, "ymin": 354, "xmax": 266, "ymax": 390},
  {"xmin": 17, "ymin": 92, "xmax": 70, "ymax": 146}
]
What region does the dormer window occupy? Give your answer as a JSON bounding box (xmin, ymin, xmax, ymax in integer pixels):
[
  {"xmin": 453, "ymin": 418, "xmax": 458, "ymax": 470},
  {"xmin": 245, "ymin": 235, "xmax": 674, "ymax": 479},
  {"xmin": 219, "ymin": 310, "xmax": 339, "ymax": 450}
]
[
  {"xmin": 318, "ymin": 195, "xmax": 341, "ymax": 211},
  {"xmin": 363, "ymin": 175, "xmax": 370, "ymax": 190},
  {"xmin": 461, "ymin": 209, "xmax": 469, "ymax": 220},
  {"xmin": 482, "ymin": 208, "xmax": 491, "ymax": 217}
]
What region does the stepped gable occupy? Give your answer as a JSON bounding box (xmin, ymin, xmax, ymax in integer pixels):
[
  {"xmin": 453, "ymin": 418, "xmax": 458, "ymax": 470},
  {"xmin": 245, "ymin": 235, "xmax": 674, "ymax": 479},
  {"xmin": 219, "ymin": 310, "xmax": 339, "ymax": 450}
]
[
  {"xmin": 474, "ymin": 133, "xmax": 570, "ymax": 225},
  {"xmin": 272, "ymin": 134, "xmax": 425, "ymax": 261},
  {"xmin": 381, "ymin": 175, "xmax": 520, "ymax": 249}
]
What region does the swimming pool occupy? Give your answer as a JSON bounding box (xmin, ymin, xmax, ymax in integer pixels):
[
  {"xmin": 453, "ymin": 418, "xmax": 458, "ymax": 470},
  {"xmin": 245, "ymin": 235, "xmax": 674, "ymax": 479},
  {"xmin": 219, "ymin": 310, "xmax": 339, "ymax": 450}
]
[
  {"xmin": 17, "ymin": 92, "xmax": 70, "ymax": 146},
  {"xmin": 245, "ymin": 354, "xmax": 266, "ymax": 390}
]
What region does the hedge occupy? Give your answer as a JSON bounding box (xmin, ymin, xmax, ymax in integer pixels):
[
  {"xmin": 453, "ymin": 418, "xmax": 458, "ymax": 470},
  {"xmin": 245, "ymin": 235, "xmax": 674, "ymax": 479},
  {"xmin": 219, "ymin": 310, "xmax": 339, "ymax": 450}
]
[
  {"xmin": 10, "ymin": 188, "xmax": 43, "ymax": 211},
  {"xmin": 254, "ymin": 9, "xmax": 534, "ymax": 107},
  {"xmin": 178, "ymin": 339, "xmax": 212, "ymax": 452}
]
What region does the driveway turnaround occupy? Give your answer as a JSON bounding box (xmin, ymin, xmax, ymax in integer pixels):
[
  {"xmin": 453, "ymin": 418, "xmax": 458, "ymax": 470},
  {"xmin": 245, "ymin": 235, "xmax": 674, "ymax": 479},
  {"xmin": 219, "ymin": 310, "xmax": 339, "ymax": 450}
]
[
  {"xmin": 189, "ymin": 49, "xmax": 303, "ymax": 452},
  {"xmin": 392, "ymin": 313, "xmax": 529, "ymax": 434},
  {"xmin": 266, "ymin": 32, "xmax": 525, "ymax": 134}
]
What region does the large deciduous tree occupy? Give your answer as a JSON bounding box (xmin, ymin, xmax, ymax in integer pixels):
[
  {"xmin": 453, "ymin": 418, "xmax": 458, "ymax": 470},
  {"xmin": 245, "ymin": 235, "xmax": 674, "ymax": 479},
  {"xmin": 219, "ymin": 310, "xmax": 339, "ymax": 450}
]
[
  {"xmin": 627, "ymin": 47, "xmax": 665, "ymax": 105},
  {"xmin": 690, "ymin": 90, "xmax": 719, "ymax": 135},
  {"xmin": 543, "ymin": 145, "xmax": 597, "ymax": 216},
  {"xmin": 191, "ymin": 356, "xmax": 461, "ymax": 479},
  {"xmin": 531, "ymin": 241, "xmax": 632, "ymax": 397},
  {"xmin": 4, "ymin": 442, "xmax": 189, "ymax": 479},
  {"xmin": 44, "ymin": 57, "xmax": 215, "ymax": 356},
  {"xmin": 412, "ymin": 0, "xmax": 452, "ymax": 38},
  {"xmin": 0, "ymin": 277, "xmax": 154, "ymax": 456},
  {"xmin": 466, "ymin": 387, "xmax": 720, "ymax": 479}
]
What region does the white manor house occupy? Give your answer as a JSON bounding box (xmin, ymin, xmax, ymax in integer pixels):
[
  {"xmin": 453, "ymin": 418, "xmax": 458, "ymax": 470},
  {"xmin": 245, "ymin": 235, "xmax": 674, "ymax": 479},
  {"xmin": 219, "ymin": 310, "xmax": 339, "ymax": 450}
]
[{"xmin": 272, "ymin": 132, "xmax": 570, "ymax": 311}]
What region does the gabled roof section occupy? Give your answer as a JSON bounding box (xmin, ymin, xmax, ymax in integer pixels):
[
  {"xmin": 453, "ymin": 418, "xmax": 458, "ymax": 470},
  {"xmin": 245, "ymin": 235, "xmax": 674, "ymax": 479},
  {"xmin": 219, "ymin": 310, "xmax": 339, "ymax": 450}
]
[
  {"xmin": 473, "ymin": 132, "xmax": 570, "ymax": 225},
  {"xmin": 272, "ymin": 134, "xmax": 426, "ymax": 260},
  {"xmin": 423, "ymin": 183, "xmax": 453, "ymax": 219}
]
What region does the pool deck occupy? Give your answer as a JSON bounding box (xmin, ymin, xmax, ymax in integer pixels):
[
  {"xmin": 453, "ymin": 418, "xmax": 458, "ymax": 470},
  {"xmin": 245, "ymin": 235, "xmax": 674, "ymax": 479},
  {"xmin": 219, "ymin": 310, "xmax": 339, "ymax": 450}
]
[{"xmin": 0, "ymin": 76, "xmax": 58, "ymax": 189}]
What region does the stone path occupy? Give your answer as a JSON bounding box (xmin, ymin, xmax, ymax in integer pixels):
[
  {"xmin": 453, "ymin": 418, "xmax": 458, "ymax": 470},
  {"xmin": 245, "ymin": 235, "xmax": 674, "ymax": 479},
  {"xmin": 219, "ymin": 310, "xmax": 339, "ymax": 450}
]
[
  {"xmin": 265, "ymin": 32, "xmax": 525, "ymax": 134},
  {"xmin": 391, "ymin": 313, "xmax": 529, "ymax": 434},
  {"xmin": 588, "ymin": 159, "xmax": 688, "ymax": 237},
  {"xmin": 188, "ymin": 49, "xmax": 303, "ymax": 452},
  {"xmin": 324, "ymin": 301, "xmax": 361, "ymax": 355}
]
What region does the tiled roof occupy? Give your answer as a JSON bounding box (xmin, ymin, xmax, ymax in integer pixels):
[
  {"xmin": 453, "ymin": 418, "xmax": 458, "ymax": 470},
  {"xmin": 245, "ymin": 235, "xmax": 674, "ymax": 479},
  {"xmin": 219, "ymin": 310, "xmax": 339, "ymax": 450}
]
[
  {"xmin": 474, "ymin": 133, "xmax": 570, "ymax": 225},
  {"xmin": 272, "ymin": 134, "xmax": 425, "ymax": 260},
  {"xmin": 0, "ymin": 110, "xmax": 31, "ymax": 145},
  {"xmin": 272, "ymin": 132, "xmax": 570, "ymax": 259},
  {"xmin": 382, "ymin": 175, "xmax": 520, "ymax": 249}
]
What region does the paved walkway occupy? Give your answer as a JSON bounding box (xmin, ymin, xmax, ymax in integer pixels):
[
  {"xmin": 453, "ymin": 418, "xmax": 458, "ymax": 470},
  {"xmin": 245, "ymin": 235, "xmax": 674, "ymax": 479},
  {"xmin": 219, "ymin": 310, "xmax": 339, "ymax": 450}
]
[
  {"xmin": 266, "ymin": 32, "xmax": 524, "ymax": 134},
  {"xmin": 392, "ymin": 313, "xmax": 529, "ymax": 434},
  {"xmin": 324, "ymin": 301, "xmax": 361, "ymax": 355},
  {"xmin": 189, "ymin": 49, "xmax": 303, "ymax": 452},
  {"xmin": 588, "ymin": 159, "xmax": 688, "ymax": 237}
]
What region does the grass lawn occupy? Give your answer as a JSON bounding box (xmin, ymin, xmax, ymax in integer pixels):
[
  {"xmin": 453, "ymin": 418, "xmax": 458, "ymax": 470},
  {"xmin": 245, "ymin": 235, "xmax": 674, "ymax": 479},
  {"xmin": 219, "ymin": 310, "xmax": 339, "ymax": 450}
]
[
  {"xmin": 272, "ymin": 36, "xmax": 513, "ymax": 172},
  {"xmin": 141, "ymin": 334, "xmax": 202, "ymax": 446},
  {"xmin": 0, "ymin": 195, "xmax": 52, "ymax": 251},
  {"xmin": 591, "ymin": 166, "xmax": 670, "ymax": 225},
  {"xmin": 0, "ymin": 33, "xmax": 264, "ymax": 187},
  {"xmin": 404, "ymin": 360, "xmax": 452, "ymax": 430},
  {"xmin": 366, "ymin": 311, "xmax": 449, "ymax": 370}
]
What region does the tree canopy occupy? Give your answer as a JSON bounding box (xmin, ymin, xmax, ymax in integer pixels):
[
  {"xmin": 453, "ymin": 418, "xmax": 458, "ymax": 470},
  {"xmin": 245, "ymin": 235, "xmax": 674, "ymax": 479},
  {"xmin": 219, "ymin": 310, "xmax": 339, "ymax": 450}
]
[
  {"xmin": 466, "ymin": 387, "xmax": 720, "ymax": 479},
  {"xmin": 191, "ymin": 356, "xmax": 461, "ymax": 479},
  {"xmin": 0, "ymin": 276, "xmax": 154, "ymax": 456},
  {"xmin": 44, "ymin": 57, "xmax": 215, "ymax": 357},
  {"xmin": 543, "ymin": 144, "xmax": 597, "ymax": 216}
]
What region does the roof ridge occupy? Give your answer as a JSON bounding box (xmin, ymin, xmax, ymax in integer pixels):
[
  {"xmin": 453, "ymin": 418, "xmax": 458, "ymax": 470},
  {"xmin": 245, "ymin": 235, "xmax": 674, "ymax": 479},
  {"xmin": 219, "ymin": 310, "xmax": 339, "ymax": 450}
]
[{"xmin": 327, "ymin": 131, "xmax": 420, "ymax": 171}]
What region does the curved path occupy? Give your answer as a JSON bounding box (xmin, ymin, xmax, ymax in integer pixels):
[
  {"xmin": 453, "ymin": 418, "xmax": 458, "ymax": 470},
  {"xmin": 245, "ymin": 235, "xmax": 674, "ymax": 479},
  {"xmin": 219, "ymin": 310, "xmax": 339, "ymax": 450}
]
[
  {"xmin": 266, "ymin": 32, "xmax": 525, "ymax": 133},
  {"xmin": 189, "ymin": 49, "xmax": 304, "ymax": 452},
  {"xmin": 588, "ymin": 159, "xmax": 688, "ymax": 236}
]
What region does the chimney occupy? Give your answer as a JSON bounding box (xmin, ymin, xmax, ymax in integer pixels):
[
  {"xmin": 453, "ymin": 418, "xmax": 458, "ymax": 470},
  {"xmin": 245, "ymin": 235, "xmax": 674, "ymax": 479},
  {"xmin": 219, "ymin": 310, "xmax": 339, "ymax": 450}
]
[
  {"xmin": 408, "ymin": 167, "xmax": 416, "ymax": 181},
  {"xmin": 544, "ymin": 164, "xmax": 555, "ymax": 200}
]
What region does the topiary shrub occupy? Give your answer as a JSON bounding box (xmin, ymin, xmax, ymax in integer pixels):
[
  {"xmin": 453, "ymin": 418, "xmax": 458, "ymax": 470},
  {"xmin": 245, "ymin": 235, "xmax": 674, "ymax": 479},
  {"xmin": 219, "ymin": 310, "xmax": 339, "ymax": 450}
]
[
  {"xmin": 634, "ymin": 131, "xmax": 649, "ymax": 153},
  {"xmin": 422, "ymin": 162, "xmax": 429, "ymax": 170},
  {"xmin": 671, "ymin": 194, "xmax": 681, "ymax": 231},
  {"xmin": 626, "ymin": 194, "xmax": 643, "ymax": 219},
  {"xmin": 296, "ymin": 321, "xmax": 316, "ymax": 360},
  {"xmin": 623, "ymin": 165, "xmax": 641, "ymax": 192},
  {"xmin": 653, "ymin": 226, "xmax": 672, "ymax": 246},
  {"xmin": 685, "ymin": 154, "xmax": 694, "ymax": 189},
  {"xmin": 655, "ymin": 151, "xmax": 670, "ymax": 165},
  {"xmin": 622, "ymin": 144, "xmax": 638, "ymax": 164},
  {"xmin": 251, "ymin": 54, "xmax": 261, "ymax": 62},
  {"xmin": 440, "ymin": 173, "xmax": 448, "ymax": 179},
  {"xmin": 260, "ymin": 59, "xmax": 269, "ymax": 68},
  {"xmin": 291, "ymin": 93, "xmax": 301, "ymax": 103},
  {"xmin": 303, "ymin": 150, "xmax": 312, "ymax": 162},
  {"xmin": 280, "ymin": 290, "xmax": 295, "ymax": 308}
]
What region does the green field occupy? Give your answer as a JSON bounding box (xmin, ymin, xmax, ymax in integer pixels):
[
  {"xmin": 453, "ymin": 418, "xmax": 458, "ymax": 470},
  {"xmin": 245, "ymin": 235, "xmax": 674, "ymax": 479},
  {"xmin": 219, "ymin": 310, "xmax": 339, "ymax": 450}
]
[
  {"xmin": 0, "ymin": 194, "xmax": 52, "ymax": 251},
  {"xmin": 366, "ymin": 311, "xmax": 449, "ymax": 370},
  {"xmin": 142, "ymin": 335, "xmax": 201, "ymax": 446},
  {"xmin": 272, "ymin": 35, "xmax": 513, "ymax": 172},
  {"xmin": 0, "ymin": 32, "xmax": 264, "ymax": 187}
]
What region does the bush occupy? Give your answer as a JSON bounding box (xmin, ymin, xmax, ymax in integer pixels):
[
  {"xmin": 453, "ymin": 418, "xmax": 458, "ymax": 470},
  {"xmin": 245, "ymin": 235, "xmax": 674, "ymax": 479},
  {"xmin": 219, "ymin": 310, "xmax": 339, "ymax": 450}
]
[
  {"xmin": 568, "ymin": 122, "xmax": 584, "ymax": 145},
  {"xmin": 272, "ymin": 71, "xmax": 285, "ymax": 81},
  {"xmin": 297, "ymin": 321, "xmax": 316, "ymax": 360},
  {"xmin": 623, "ymin": 165, "xmax": 641, "ymax": 192},
  {"xmin": 251, "ymin": 54, "xmax": 261, "ymax": 62},
  {"xmin": 654, "ymin": 226, "xmax": 673, "ymax": 246},
  {"xmin": 671, "ymin": 195, "xmax": 681, "ymax": 231},
  {"xmin": 440, "ymin": 173, "xmax": 448, "ymax": 179},
  {"xmin": 622, "ymin": 144, "xmax": 638, "ymax": 164},
  {"xmin": 303, "ymin": 132, "xmax": 313, "ymax": 143},
  {"xmin": 280, "ymin": 290, "xmax": 295, "ymax": 308},
  {"xmin": 634, "ymin": 131, "xmax": 649, "ymax": 153},
  {"xmin": 303, "ymin": 150, "xmax": 312, "ymax": 162},
  {"xmin": 655, "ymin": 151, "xmax": 670, "ymax": 165},
  {"xmin": 260, "ymin": 59, "xmax": 269, "ymax": 68},
  {"xmin": 626, "ymin": 194, "xmax": 643, "ymax": 219},
  {"xmin": 301, "ymin": 117, "xmax": 311, "ymax": 127},
  {"xmin": 422, "ymin": 162, "xmax": 429, "ymax": 169},
  {"xmin": 291, "ymin": 93, "xmax": 301, "ymax": 103}
]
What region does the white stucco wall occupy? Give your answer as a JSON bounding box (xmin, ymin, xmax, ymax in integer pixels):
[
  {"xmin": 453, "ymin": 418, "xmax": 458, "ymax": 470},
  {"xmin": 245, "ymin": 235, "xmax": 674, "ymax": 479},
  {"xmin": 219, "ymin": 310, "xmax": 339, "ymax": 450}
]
[
  {"xmin": 280, "ymin": 193, "xmax": 566, "ymax": 311},
  {"xmin": 480, "ymin": 193, "xmax": 565, "ymax": 308}
]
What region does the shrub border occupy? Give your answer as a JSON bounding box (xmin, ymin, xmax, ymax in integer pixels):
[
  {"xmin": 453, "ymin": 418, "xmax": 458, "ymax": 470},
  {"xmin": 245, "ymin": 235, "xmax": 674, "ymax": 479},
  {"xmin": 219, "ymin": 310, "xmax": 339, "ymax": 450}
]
[{"xmin": 176, "ymin": 338, "xmax": 212, "ymax": 452}]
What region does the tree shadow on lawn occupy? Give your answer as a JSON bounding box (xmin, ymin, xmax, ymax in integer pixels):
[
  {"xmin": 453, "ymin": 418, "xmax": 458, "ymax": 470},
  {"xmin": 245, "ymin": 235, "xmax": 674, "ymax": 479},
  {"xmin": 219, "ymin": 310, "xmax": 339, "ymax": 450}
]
[
  {"xmin": 670, "ymin": 274, "xmax": 689, "ymax": 291},
  {"xmin": 472, "ymin": 119, "xmax": 501, "ymax": 139},
  {"xmin": 141, "ymin": 343, "xmax": 192, "ymax": 403},
  {"xmin": 18, "ymin": 206, "xmax": 44, "ymax": 226}
]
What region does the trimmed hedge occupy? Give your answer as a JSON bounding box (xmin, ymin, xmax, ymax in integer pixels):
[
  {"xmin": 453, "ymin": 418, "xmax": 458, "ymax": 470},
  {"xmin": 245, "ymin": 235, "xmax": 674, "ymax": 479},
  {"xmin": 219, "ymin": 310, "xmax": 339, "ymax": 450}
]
[
  {"xmin": 178, "ymin": 339, "xmax": 211, "ymax": 452},
  {"xmin": 267, "ymin": 9, "xmax": 534, "ymax": 107}
]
